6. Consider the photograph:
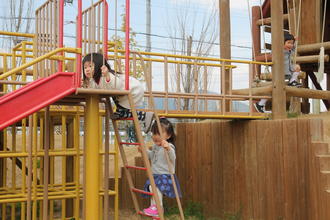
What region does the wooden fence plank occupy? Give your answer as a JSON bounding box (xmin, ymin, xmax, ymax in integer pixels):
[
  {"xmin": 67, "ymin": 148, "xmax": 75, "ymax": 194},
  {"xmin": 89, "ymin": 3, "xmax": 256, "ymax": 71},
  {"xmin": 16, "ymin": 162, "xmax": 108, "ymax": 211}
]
[
  {"xmin": 245, "ymin": 120, "xmax": 258, "ymax": 218},
  {"xmin": 232, "ymin": 121, "xmax": 247, "ymax": 215},
  {"xmin": 296, "ymin": 119, "xmax": 309, "ymax": 219},
  {"xmin": 211, "ymin": 122, "xmax": 224, "ymax": 217},
  {"xmin": 221, "ymin": 121, "xmax": 235, "ymax": 213},
  {"xmin": 255, "ymin": 120, "xmax": 267, "ymax": 219},
  {"xmin": 282, "ymin": 119, "xmax": 299, "ymax": 219}
]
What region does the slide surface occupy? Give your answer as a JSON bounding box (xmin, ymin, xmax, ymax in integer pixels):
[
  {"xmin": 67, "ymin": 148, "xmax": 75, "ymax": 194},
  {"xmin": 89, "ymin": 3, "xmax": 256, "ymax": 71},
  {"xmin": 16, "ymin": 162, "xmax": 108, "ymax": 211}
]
[{"xmin": 0, "ymin": 72, "xmax": 77, "ymax": 130}]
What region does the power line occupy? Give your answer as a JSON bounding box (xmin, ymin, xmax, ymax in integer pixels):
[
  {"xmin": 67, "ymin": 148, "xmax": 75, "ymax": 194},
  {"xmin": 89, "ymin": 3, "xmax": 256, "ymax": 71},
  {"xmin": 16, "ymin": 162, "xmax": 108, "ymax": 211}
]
[{"xmin": 0, "ymin": 16, "xmax": 253, "ymax": 49}]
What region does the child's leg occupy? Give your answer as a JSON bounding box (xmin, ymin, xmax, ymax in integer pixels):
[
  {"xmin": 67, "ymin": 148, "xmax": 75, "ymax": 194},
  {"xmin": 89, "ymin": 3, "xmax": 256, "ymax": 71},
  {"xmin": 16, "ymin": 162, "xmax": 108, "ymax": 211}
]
[
  {"xmin": 149, "ymin": 185, "xmax": 163, "ymax": 207},
  {"xmin": 289, "ymin": 72, "xmax": 299, "ymax": 83},
  {"xmin": 258, "ymin": 99, "xmax": 267, "ymax": 106},
  {"xmin": 112, "ymin": 103, "xmax": 146, "ymax": 120}
]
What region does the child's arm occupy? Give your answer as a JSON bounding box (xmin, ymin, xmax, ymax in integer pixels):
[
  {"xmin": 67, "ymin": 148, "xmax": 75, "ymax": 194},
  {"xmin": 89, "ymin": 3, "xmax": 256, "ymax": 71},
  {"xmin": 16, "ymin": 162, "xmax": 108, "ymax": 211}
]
[
  {"xmin": 138, "ymin": 146, "xmax": 154, "ymax": 159},
  {"xmin": 161, "ymin": 141, "xmax": 176, "ymax": 162},
  {"xmin": 101, "ymin": 65, "xmax": 111, "ymax": 82}
]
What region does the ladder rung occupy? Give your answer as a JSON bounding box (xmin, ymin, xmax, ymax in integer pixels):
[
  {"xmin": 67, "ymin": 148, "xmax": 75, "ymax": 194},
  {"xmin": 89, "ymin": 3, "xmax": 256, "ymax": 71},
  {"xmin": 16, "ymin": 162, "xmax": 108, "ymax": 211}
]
[
  {"xmin": 132, "ymin": 188, "xmax": 154, "ymax": 196},
  {"xmin": 120, "ymin": 142, "xmax": 141, "ymax": 146},
  {"xmin": 138, "ymin": 211, "xmax": 160, "ymax": 219},
  {"xmin": 126, "ymin": 165, "xmax": 147, "ymax": 171}
]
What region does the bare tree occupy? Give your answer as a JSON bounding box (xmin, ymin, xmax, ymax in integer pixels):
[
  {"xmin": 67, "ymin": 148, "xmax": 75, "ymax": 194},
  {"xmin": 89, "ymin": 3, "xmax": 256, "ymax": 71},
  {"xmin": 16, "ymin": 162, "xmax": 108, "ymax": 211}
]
[
  {"xmin": 1, "ymin": 0, "xmax": 34, "ymax": 49},
  {"xmin": 166, "ymin": 0, "xmax": 219, "ymax": 110}
]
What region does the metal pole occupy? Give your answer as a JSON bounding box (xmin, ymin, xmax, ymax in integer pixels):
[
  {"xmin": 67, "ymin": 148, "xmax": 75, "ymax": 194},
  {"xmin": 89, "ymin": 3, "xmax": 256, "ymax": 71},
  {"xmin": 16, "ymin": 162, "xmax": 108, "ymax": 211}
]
[
  {"xmin": 85, "ymin": 95, "xmax": 100, "ymax": 220},
  {"xmin": 77, "ymin": 0, "xmax": 82, "ymax": 87},
  {"xmin": 58, "ymin": 0, "xmax": 64, "ymax": 72},
  {"xmin": 146, "ymin": 0, "xmax": 151, "ymax": 53},
  {"xmin": 103, "ymin": 0, "xmax": 109, "ymax": 59},
  {"xmin": 271, "ymin": 0, "xmax": 286, "ymax": 118},
  {"xmin": 125, "ymin": 0, "xmax": 130, "ymax": 90}
]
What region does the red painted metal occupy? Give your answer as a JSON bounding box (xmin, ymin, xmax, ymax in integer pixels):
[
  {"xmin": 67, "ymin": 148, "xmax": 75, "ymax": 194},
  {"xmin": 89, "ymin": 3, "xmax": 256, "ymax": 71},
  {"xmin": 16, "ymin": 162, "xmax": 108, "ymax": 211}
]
[
  {"xmin": 58, "ymin": 0, "xmax": 65, "ymax": 72},
  {"xmin": 262, "ymin": 0, "xmax": 271, "ymax": 17},
  {"xmin": 125, "ymin": 165, "xmax": 147, "ymax": 171},
  {"xmin": 76, "ymin": 0, "xmax": 83, "ymax": 87},
  {"xmin": 103, "ymin": 0, "xmax": 108, "ymax": 60},
  {"xmin": 132, "ymin": 188, "xmax": 153, "ymax": 196},
  {"xmin": 0, "ymin": 72, "xmax": 77, "ymax": 130},
  {"xmin": 125, "ymin": 0, "xmax": 130, "ymax": 90}
]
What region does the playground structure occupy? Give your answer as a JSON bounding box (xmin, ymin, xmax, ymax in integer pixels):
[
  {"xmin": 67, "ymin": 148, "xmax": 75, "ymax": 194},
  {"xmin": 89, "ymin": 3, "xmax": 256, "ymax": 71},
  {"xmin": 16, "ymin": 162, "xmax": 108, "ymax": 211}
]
[{"xmin": 0, "ymin": 0, "xmax": 330, "ymax": 219}]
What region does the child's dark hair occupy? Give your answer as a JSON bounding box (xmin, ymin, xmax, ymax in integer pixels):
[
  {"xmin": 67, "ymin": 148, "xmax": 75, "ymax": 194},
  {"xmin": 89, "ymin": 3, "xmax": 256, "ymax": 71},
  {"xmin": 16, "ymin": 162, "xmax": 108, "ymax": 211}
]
[
  {"xmin": 151, "ymin": 118, "xmax": 176, "ymax": 144},
  {"xmin": 82, "ymin": 53, "xmax": 118, "ymax": 84},
  {"xmin": 284, "ymin": 33, "xmax": 295, "ymax": 43}
]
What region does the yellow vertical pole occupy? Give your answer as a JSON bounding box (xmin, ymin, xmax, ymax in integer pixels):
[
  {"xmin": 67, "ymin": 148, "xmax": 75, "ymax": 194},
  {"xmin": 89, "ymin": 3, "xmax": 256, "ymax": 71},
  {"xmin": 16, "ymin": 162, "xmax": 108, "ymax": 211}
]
[
  {"xmin": 11, "ymin": 126, "xmax": 16, "ymax": 220},
  {"xmin": 21, "ymin": 118, "xmax": 26, "ymax": 220},
  {"xmin": 22, "ymin": 42, "xmax": 27, "ymax": 82},
  {"xmin": 114, "ymin": 135, "xmax": 119, "ymax": 220},
  {"xmin": 49, "ymin": 119, "xmax": 55, "ymax": 219},
  {"xmin": 21, "ymin": 45, "xmax": 27, "ymax": 220},
  {"xmin": 85, "ymin": 95, "xmax": 100, "ymax": 220},
  {"xmin": 61, "ymin": 115, "xmax": 67, "ymax": 220},
  {"xmin": 99, "ymin": 115, "xmax": 103, "ymax": 220},
  {"xmin": 3, "ymin": 55, "xmax": 7, "ymax": 92},
  {"xmin": 39, "ymin": 116, "xmax": 44, "ymax": 219},
  {"xmin": 2, "ymin": 127, "xmax": 7, "ymax": 220},
  {"xmin": 74, "ymin": 113, "xmax": 80, "ymax": 219},
  {"xmin": 32, "ymin": 114, "xmax": 38, "ymax": 220}
]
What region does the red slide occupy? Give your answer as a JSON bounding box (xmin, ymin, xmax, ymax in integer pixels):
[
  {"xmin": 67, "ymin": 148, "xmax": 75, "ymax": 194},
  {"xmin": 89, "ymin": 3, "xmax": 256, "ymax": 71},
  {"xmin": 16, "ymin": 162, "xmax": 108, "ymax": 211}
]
[{"xmin": 0, "ymin": 72, "xmax": 77, "ymax": 130}]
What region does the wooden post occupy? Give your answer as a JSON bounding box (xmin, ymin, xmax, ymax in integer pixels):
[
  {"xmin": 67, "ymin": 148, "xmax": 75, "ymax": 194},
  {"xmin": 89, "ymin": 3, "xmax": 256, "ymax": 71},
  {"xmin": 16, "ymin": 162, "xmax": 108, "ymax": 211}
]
[
  {"xmin": 252, "ymin": 6, "xmax": 261, "ymax": 77},
  {"xmin": 271, "ymin": 0, "xmax": 286, "ymax": 119},
  {"xmin": 300, "ymin": 0, "xmax": 321, "ymax": 113},
  {"xmin": 219, "ymin": 0, "xmax": 231, "ymax": 112}
]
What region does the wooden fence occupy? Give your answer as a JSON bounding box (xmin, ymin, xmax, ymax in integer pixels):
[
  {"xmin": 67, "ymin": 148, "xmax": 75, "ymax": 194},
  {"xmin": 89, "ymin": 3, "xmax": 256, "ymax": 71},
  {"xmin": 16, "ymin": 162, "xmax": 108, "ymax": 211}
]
[{"xmin": 111, "ymin": 118, "xmax": 330, "ymax": 219}]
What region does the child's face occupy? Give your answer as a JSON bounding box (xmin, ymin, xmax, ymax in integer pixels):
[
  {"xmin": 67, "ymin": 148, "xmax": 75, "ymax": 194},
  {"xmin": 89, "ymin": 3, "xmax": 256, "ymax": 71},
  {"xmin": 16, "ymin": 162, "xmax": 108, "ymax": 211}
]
[
  {"xmin": 284, "ymin": 40, "xmax": 294, "ymax": 51},
  {"xmin": 83, "ymin": 61, "xmax": 94, "ymax": 79},
  {"xmin": 152, "ymin": 132, "xmax": 171, "ymax": 146},
  {"xmin": 295, "ymin": 65, "xmax": 301, "ymax": 72}
]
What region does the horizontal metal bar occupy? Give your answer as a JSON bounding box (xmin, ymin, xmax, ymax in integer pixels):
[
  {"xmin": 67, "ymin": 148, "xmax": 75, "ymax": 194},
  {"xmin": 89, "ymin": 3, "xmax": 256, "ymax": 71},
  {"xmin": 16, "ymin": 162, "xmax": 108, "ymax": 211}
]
[
  {"xmin": 126, "ymin": 165, "xmax": 147, "ymax": 171},
  {"xmin": 132, "ymin": 188, "xmax": 153, "ymax": 196}
]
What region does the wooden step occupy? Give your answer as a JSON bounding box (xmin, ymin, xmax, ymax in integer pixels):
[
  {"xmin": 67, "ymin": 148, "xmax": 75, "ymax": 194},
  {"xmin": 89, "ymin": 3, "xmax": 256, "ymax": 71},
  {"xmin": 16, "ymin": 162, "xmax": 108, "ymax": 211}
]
[
  {"xmin": 312, "ymin": 142, "xmax": 329, "ymax": 155},
  {"xmin": 317, "ymin": 155, "xmax": 330, "ymax": 171},
  {"xmin": 320, "ymin": 171, "xmax": 330, "ymax": 189}
]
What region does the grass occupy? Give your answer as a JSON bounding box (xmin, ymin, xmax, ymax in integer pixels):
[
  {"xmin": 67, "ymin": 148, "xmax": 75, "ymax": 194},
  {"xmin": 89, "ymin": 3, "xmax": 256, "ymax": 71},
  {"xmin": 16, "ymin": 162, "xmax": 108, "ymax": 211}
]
[{"xmin": 164, "ymin": 201, "xmax": 243, "ymax": 220}]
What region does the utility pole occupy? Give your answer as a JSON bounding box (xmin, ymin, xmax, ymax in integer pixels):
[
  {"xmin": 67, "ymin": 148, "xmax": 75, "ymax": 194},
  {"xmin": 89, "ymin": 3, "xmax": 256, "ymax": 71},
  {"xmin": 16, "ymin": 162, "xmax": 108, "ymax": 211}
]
[
  {"xmin": 219, "ymin": 0, "xmax": 231, "ymax": 111},
  {"xmin": 271, "ymin": 0, "xmax": 286, "ymax": 119},
  {"xmin": 146, "ymin": 0, "xmax": 151, "ymax": 53}
]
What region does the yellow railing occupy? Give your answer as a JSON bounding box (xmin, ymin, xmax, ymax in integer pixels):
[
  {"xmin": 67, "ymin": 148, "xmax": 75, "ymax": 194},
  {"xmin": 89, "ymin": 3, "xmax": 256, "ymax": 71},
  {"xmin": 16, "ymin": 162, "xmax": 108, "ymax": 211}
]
[
  {"xmin": 0, "ymin": 31, "xmax": 34, "ymax": 38},
  {"xmin": 0, "ymin": 47, "xmax": 81, "ymax": 80}
]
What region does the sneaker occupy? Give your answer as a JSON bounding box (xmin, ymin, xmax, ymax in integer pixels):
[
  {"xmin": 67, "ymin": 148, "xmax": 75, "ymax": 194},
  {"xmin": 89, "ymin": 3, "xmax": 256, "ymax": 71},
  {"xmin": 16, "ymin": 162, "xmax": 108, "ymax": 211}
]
[
  {"xmin": 111, "ymin": 108, "xmax": 131, "ymax": 120},
  {"xmin": 288, "ymin": 80, "xmax": 302, "ymax": 87},
  {"xmin": 144, "ymin": 112, "xmax": 154, "ymax": 133},
  {"xmin": 110, "ymin": 111, "xmax": 121, "ymax": 120},
  {"xmin": 254, "ymin": 103, "xmax": 265, "ymax": 113},
  {"xmin": 143, "ymin": 205, "xmax": 159, "ymax": 217}
]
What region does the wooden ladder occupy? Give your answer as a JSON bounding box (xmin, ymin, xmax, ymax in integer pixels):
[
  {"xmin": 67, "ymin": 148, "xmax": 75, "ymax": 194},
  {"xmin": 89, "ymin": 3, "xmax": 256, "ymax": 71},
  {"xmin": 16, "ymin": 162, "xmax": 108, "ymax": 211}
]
[
  {"xmin": 104, "ymin": 90, "xmax": 185, "ymax": 219},
  {"xmin": 105, "ymin": 94, "xmax": 164, "ymax": 220}
]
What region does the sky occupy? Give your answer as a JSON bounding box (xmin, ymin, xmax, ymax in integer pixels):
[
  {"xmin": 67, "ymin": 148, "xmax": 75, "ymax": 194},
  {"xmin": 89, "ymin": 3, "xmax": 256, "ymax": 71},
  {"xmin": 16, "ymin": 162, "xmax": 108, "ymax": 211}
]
[
  {"xmin": 0, "ymin": 0, "xmax": 263, "ymax": 58},
  {"xmin": 0, "ymin": 0, "xmax": 267, "ymax": 99}
]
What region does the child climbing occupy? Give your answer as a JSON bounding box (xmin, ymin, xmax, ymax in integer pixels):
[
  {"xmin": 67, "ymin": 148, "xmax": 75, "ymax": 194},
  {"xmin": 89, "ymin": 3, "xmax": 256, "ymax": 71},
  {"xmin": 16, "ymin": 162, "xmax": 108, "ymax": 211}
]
[
  {"xmin": 254, "ymin": 33, "xmax": 302, "ymax": 113},
  {"xmin": 140, "ymin": 118, "xmax": 182, "ymax": 217},
  {"xmin": 82, "ymin": 52, "xmax": 154, "ymax": 132}
]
